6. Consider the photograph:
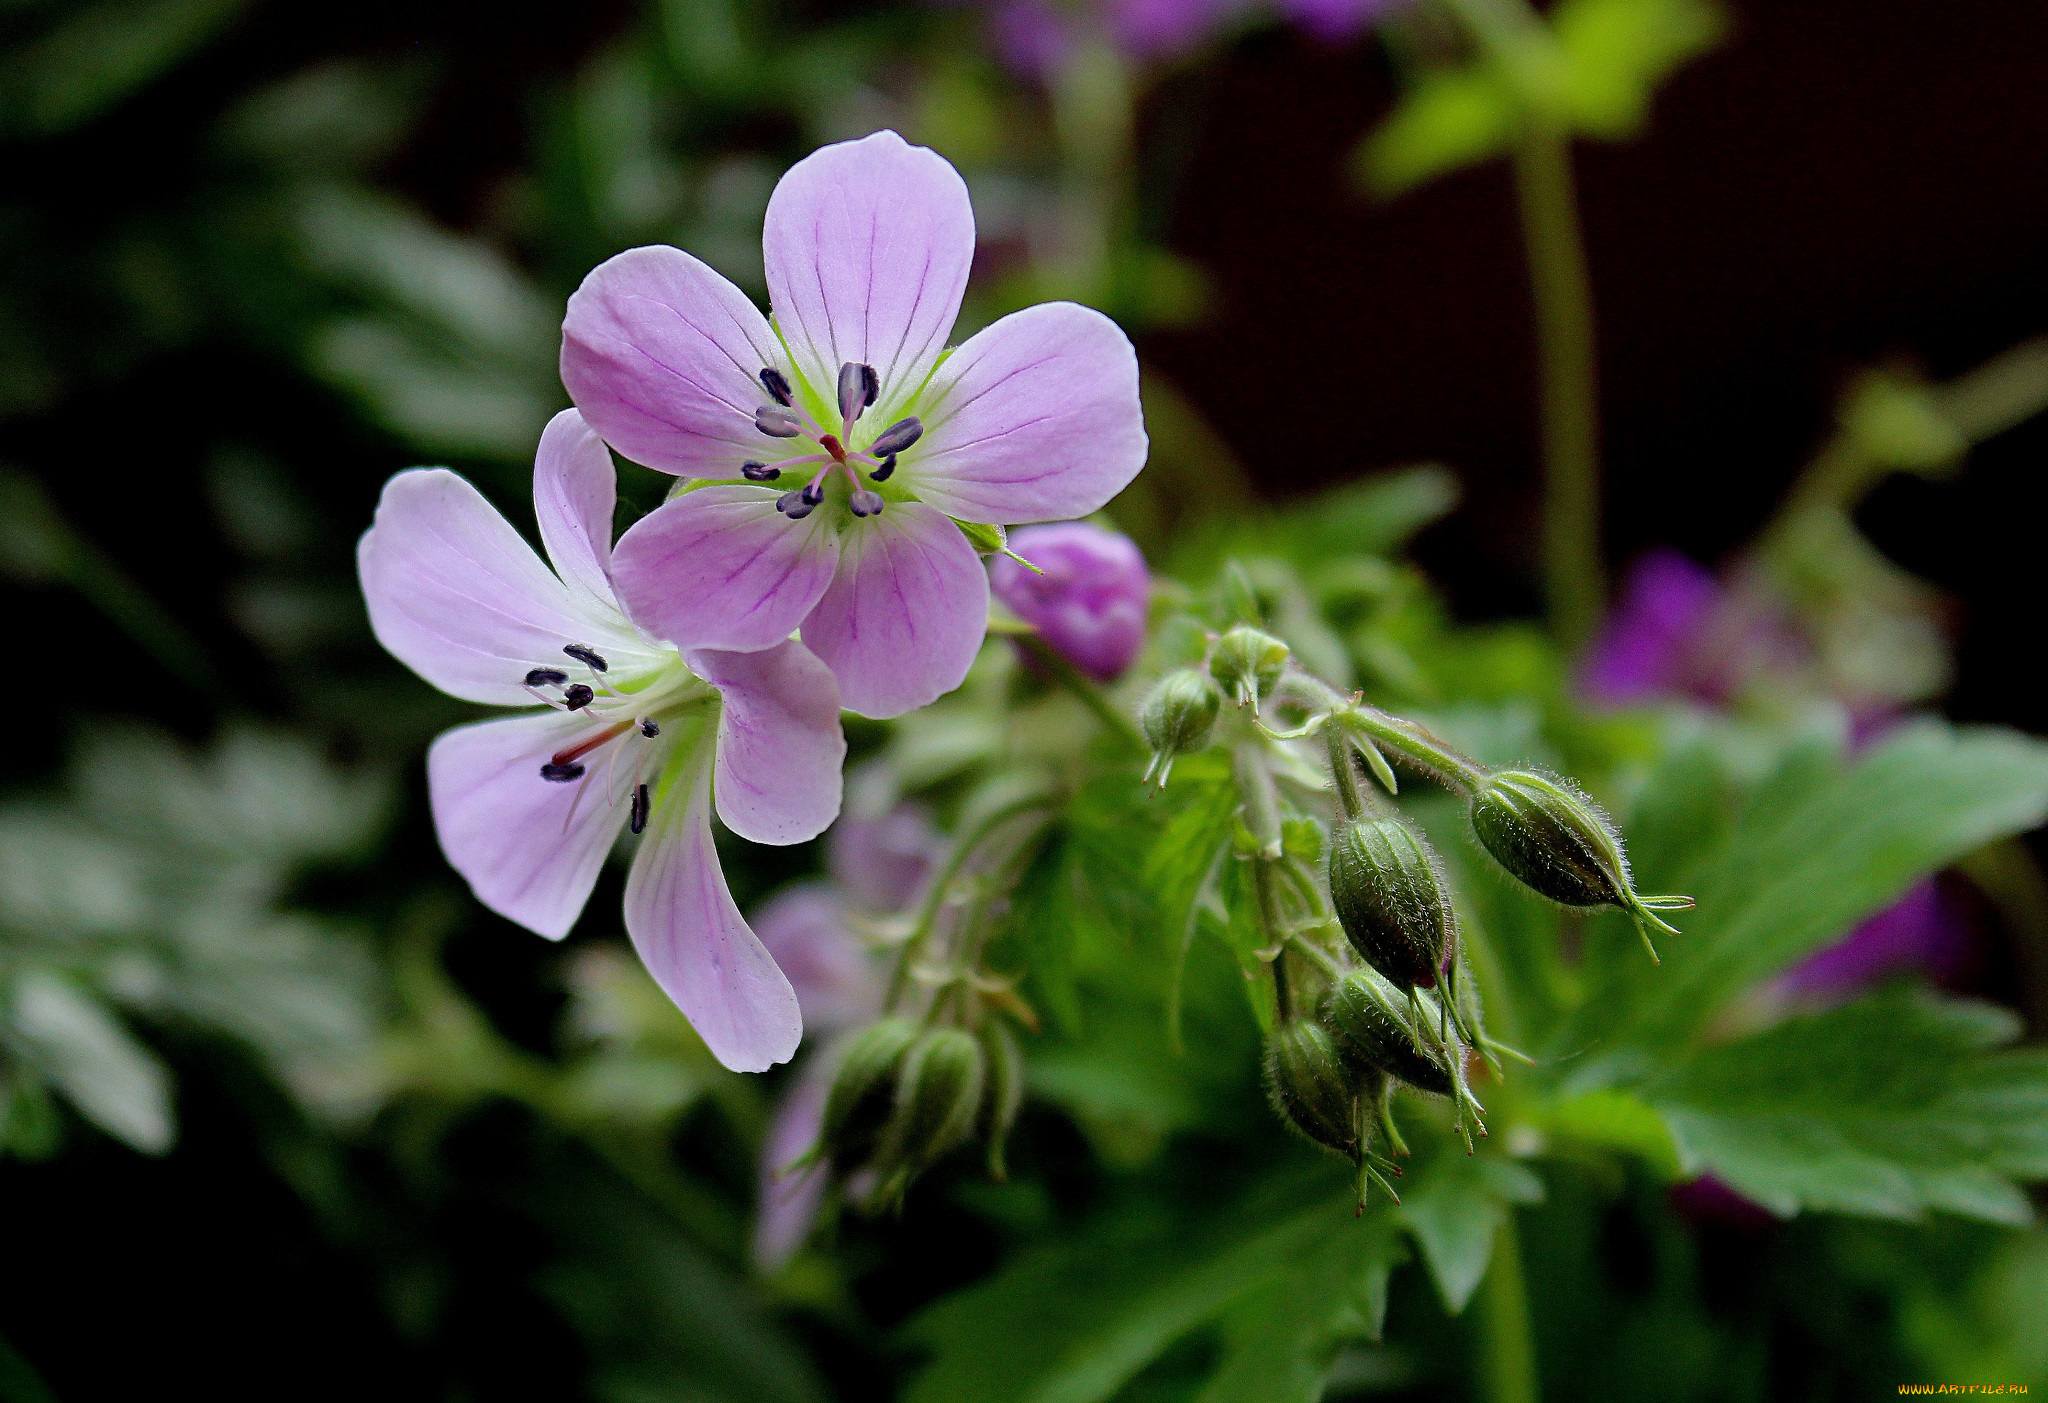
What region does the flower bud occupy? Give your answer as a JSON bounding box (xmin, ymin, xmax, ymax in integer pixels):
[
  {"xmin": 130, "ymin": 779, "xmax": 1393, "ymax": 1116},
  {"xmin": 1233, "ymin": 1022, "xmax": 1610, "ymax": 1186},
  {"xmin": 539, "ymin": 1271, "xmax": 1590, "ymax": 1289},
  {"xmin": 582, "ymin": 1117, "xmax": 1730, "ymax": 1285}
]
[
  {"xmin": 990, "ymin": 522, "xmax": 1151, "ymax": 683},
  {"xmin": 867, "ymin": 1026, "xmax": 986, "ymax": 1206},
  {"xmin": 1264, "ymin": 1020, "xmax": 1365, "ymax": 1161},
  {"xmin": 1327, "ymin": 815, "xmax": 1457, "ymax": 993},
  {"xmin": 1322, "ymin": 968, "xmax": 1454, "ymax": 1097},
  {"xmin": 1468, "ymin": 769, "xmax": 1692, "ymax": 959},
  {"xmin": 816, "ymin": 1016, "xmax": 919, "ymax": 1166},
  {"xmin": 1208, "ymin": 625, "xmax": 1289, "ymax": 710},
  {"xmin": 1140, "ymin": 668, "xmax": 1221, "ymax": 786},
  {"xmin": 980, "ymin": 1020, "xmax": 1025, "ymax": 1181}
]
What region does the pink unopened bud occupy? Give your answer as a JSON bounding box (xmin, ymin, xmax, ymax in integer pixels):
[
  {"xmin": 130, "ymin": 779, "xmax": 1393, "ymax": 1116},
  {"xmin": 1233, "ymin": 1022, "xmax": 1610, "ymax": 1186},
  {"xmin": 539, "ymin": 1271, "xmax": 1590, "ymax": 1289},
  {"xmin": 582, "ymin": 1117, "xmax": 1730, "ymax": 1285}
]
[{"xmin": 990, "ymin": 522, "xmax": 1151, "ymax": 683}]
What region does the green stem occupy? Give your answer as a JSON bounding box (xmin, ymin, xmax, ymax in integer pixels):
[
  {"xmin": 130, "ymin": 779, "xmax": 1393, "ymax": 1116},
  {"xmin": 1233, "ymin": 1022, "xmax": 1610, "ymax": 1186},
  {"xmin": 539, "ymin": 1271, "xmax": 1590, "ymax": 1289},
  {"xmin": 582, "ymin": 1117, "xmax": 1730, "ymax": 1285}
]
[
  {"xmin": 1438, "ymin": 0, "xmax": 1605, "ymax": 647},
  {"xmin": 1475, "ymin": 1211, "xmax": 1540, "ymax": 1403},
  {"xmin": 1323, "ymin": 722, "xmax": 1366, "ymax": 822},
  {"xmin": 886, "ymin": 791, "xmax": 1059, "ymax": 1009},
  {"xmin": 1512, "ymin": 121, "xmax": 1604, "ymax": 650},
  {"xmin": 1018, "ymin": 633, "xmax": 1147, "ymax": 753}
]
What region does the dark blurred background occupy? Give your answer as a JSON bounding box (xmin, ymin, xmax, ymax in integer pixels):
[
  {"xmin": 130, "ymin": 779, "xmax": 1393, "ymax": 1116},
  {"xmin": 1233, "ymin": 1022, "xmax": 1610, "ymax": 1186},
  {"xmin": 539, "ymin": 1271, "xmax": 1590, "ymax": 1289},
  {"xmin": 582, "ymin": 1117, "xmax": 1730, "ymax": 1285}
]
[{"xmin": 4, "ymin": 0, "xmax": 2046, "ymax": 1397}]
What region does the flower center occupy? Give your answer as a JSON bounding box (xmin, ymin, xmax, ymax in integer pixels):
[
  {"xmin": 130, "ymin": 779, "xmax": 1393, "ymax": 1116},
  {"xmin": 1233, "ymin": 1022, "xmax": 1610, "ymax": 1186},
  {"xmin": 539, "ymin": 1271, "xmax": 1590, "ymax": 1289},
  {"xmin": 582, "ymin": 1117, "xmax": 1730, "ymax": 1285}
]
[
  {"xmin": 521, "ymin": 642, "xmax": 707, "ymax": 833},
  {"xmin": 742, "ymin": 361, "xmax": 923, "ymax": 523}
]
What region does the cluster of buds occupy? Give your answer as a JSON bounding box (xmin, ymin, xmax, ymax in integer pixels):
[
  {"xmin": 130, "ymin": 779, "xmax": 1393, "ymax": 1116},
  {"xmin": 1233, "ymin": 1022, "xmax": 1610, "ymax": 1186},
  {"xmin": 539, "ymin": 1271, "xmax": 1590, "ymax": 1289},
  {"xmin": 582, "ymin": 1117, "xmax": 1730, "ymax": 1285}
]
[
  {"xmin": 806, "ymin": 784, "xmax": 1055, "ymax": 1210},
  {"xmin": 811, "ymin": 1014, "xmax": 1024, "ymax": 1210},
  {"xmin": 1133, "ymin": 580, "xmax": 1693, "ymax": 1196}
]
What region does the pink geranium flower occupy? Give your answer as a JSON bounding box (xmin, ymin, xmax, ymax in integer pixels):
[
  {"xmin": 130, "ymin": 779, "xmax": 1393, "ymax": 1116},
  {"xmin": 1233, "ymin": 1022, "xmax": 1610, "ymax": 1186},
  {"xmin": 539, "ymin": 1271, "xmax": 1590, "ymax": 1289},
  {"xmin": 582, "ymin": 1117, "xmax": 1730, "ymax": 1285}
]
[
  {"xmin": 357, "ymin": 409, "xmax": 846, "ymax": 1072},
  {"xmin": 561, "ymin": 130, "xmax": 1149, "ymax": 719}
]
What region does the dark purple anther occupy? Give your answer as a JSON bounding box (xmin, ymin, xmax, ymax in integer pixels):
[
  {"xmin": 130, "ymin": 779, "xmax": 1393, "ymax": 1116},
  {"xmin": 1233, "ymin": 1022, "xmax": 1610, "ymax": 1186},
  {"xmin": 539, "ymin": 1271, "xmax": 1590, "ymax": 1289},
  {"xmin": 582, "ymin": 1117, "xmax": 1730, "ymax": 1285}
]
[
  {"xmin": 756, "ymin": 406, "xmax": 801, "ymax": 437},
  {"xmin": 777, "ymin": 490, "xmax": 815, "ymax": 519},
  {"xmin": 759, "ymin": 367, "xmax": 794, "ymax": 407},
  {"xmin": 837, "ymin": 362, "xmax": 878, "ymax": 424},
  {"xmin": 869, "ymin": 417, "xmax": 922, "ymax": 457},
  {"xmin": 801, "ymin": 481, "xmax": 824, "ymax": 507},
  {"xmin": 849, "ymin": 489, "xmax": 885, "ymax": 518},
  {"xmin": 990, "ymin": 521, "xmax": 1152, "ymax": 683},
  {"xmin": 870, "ymin": 454, "xmax": 897, "ymax": 482},
  {"xmin": 563, "ymin": 643, "xmax": 608, "ymax": 672},
  {"xmin": 640, "ymin": 719, "xmax": 660, "ymax": 737},
  {"xmin": 630, "ymin": 783, "xmax": 651, "ymax": 834},
  {"xmin": 524, "ymin": 667, "xmax": 569, "ymax": 687},
  {"xmin": 742, "ymin": 461, "xmax": 781, "ymax": 482},
  {"xmin": 563, "ymin": 683, "xmax": 595, "ymax": 710},
  {"xmin": 540, "ymin": 762, "xmax": 586, "ymax": 782}
]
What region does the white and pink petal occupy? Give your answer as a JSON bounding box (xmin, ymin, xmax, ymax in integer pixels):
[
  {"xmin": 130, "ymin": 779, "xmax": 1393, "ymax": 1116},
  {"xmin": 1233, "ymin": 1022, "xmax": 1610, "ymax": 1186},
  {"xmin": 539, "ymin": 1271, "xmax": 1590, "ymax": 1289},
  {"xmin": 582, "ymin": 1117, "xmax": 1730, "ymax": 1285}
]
[
  {"xmin": 533, "ymin": 409, "xmax": 622, "ymax": 613},
  {"xmin": 625, "ymin": 754, "xmax": 804, "ymax": 1073},
  {"xmin": 801, "ymin": 502, "xmax": 989, "ymax": 719},
  {"xmin": 358, "ymin": 468, "xmax": 634, "ymax": 707},
  {"xmin": 562, "ymin": 245, "xmax": 790, "ymax": 478},
  {"xmin": 689, "ymin": 640, "xmax": 846, "ymax": 846},
  {"xmin": 611, "ymin": 485, "xmax": 842, "ymax": 655},
  {"xmin": 907, "ymin": 301, "xmax": 1147, "ymax": 526},
  {"xmin": 427, "ymin": 710, "xmax": 639, "ymax": 940},
  {"xmin": 762, "ymin": 131, "xmax": 976, "ymax": 422}
]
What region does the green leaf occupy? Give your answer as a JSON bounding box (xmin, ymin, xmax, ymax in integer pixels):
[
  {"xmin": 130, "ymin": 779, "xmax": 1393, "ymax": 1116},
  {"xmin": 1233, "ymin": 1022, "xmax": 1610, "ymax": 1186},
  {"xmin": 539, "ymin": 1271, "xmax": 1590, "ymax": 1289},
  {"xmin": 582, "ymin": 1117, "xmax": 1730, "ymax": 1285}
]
[
  {"xmin": 1398, "ymin": 1149, "xmax": 1544, "ymax": 1313},
  {"xmin": 1358, "ymin": 0, "xmax": 1724, "ymax": 197},
  {"xmin": 1575, "ymin": 720, "xmax": 2048, "ymax": 1059},
  {"xmin": 1357, "ymin": 68, "xmax": 1517, "ymax": 198},
  {"xmin": 1194, "ymin": 1213, "xmax": 1408, "ymax": 1403},
  {"xmin": 1648, "ymin": 988, "xmax": 2048, "ymax": 1224},
  {"xmin": 1537, "ymin": 1089, "xmax": 1682, "ymax": 1179},
  {"xmin": 902, "ymin": 1177, "xmax": 1351, "ymax": 1403},
  {"xmin": 8, "ymin": 970, "xmax": 173, "ymax": 1154},
  {"xmin": 0, "ymin": 0, "xmax": 249, "ymax": 136},
  {"xmin": 1555, "ymin": 0, "xmax": 1727, "ymax": 139}
]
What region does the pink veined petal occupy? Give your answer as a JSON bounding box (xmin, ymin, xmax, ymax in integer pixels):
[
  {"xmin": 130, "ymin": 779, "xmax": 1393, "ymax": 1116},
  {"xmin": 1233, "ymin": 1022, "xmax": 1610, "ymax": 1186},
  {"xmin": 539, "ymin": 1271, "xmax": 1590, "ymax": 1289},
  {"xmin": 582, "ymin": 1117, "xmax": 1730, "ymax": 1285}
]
[
  {"xmin": 907, "ymin": 301, "xmax": 1148, "ymax": 526},
  {"xmin": 801, "ymin": 502, "xmax": 989, "ymax": 719},
  {"xmin": 689, "ymin": 640, "xmax": 846, "ymax": 846},
  {"xmin": 562, "ymin": 245, "xmax": 791, "ymax": 477},
  {"xmin": 611, "ymin": 485, "xmax": 842, "ymax": 654},
  {"xmin": 427, "ymin": 710, "xmax": 638, "ymax": 940},
  {"xmin": 359, "ymin": 468, "xmax": 634, "ymax": 706},
  {"xmin": 762, "ymin": 131, "xmax": 975, "ymax": 419},
  {"xmin": 753, "ymin": 1063, "xmax": 832, "ymax": 1271},
  {"xmin": 625, "ymin": 753, "xmax": 803, "ymax": 1073},
  {"xmin": 533, "ymin": 409, "xmax": 620, "ymax": 612}
]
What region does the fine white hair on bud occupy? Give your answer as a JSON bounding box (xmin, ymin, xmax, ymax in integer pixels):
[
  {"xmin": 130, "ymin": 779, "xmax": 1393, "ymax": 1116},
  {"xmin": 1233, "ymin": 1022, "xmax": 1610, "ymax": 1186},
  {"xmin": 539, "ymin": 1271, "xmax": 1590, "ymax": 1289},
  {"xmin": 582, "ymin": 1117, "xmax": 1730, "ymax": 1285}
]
[{"xmin": 1468, "ymin": 769, "xmax": 1694, "ymax": 962}]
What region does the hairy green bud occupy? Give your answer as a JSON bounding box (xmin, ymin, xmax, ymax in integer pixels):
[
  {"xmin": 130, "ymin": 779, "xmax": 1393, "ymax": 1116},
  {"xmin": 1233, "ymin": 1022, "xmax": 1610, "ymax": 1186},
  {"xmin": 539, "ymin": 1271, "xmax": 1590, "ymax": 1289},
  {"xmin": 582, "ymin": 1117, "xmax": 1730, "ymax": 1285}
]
[
  {"xmin": 817, "ymin": 1017, "xmax": 919, "ymax": 1165},
  {"xmin": 1208, "ymin": 625, "xmax": 1290, "ymax": 710},
  {"xmin": 1264, "ymin": 1020, "xmax": 1365, "ymax": 1160},
  {"xmin": 1469, "ymin": 769, "xmax": 1693, "ymax": 960},
  {"xmin": 868, "ymin": 1026, "xmax": 986, "ymax": 1206},
  {"xmin": 1140, "ymin": 668, "xmax": 1221, "ymax": 786},
  {"xmin": 1327, "ymin": 815, "xmax": 1457, "ymax": 993},
  {"xmin": 1322, "ymin": 968, "xmax": 1454, "ymax": 1097}
]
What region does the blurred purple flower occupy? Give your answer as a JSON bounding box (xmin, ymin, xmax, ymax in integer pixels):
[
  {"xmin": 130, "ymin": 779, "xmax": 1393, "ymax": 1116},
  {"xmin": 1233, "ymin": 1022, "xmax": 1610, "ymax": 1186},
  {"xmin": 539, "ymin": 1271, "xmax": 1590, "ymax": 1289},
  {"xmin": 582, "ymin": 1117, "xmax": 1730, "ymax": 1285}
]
[
  {"xmin": 990, "ymin": 521, "xmax": 1151, "ymax": 682},
  {"xmin": 1774, "ymin": 879, "xmax": 1973, "ymax": 1004},
  {"xmin": 962, "ymin": 0, "xmax": 1403, "ymax": 81},
  {"xmin": 830, "ymin": 800, "xmax": 946, "ymax": 914},
  {"xmin": 754, "ymin": 1066, "xmax": 831, "ymax": 1271}
]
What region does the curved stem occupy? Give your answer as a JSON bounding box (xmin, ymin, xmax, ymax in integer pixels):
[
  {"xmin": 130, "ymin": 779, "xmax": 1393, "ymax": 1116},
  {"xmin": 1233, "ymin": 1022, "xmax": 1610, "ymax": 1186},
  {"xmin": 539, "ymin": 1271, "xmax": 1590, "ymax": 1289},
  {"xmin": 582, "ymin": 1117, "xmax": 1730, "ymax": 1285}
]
[{"xmin": 1476, "ymin": 1210, "xmax": 1540, "ymax": 1403}]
